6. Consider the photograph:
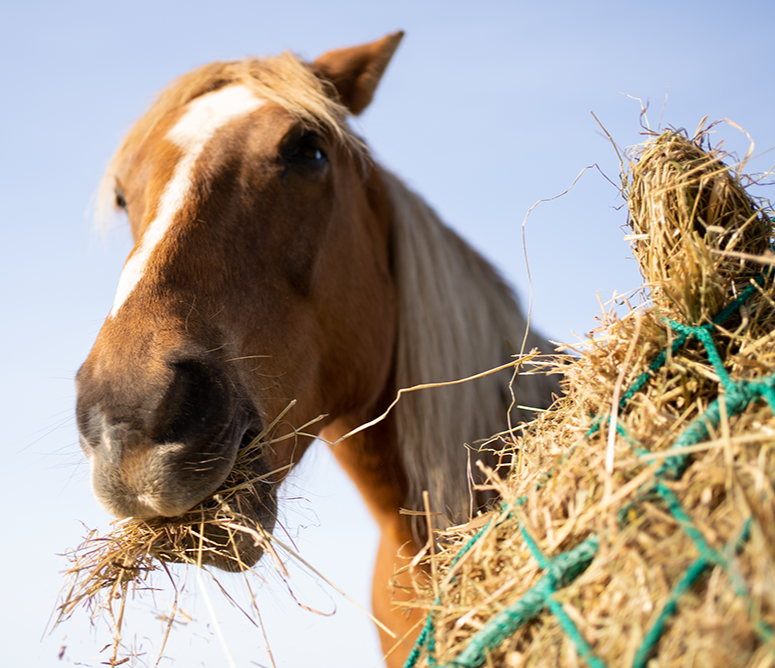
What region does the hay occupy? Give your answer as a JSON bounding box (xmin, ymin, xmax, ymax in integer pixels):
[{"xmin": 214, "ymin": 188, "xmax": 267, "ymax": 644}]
[
  {"xmin": 405, "ymin": 126, "xmax": 775, "ymax": 668},
  {"xmin": 54, "ymin": 402, "xmax": 321, "ymax": 666}
]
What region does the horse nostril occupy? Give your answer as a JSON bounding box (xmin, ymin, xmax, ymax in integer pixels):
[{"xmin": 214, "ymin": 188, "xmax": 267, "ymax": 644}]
[
  {"xmin": 152, "ymin": 358, "xmax": 230, "ymax": 444},
  {"xmin": 75, "ymin": 401, "xmax": 108, "ymax": 451}
]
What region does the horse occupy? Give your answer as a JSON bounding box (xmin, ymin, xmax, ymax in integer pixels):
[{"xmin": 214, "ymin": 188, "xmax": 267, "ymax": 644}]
[{"xmin": 75, "ymin": 32, "xmax": 560, "ymax": 666}]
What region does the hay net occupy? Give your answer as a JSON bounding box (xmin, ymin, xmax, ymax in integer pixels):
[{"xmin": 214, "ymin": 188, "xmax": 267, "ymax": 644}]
[{"xmin": 404, "ymin": 126, "xmax": 775, "ymax": 668}]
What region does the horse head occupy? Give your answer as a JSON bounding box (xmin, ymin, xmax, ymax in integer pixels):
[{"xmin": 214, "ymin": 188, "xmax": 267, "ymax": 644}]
[{"xmin": 76, "ymin": 33, "xmax": 404, "ymax": 569}]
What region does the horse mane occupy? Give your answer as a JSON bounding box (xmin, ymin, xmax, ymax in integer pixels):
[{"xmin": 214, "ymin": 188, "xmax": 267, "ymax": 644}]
[
  {"xmin": 381, "ymin": 169, "xmax": 559, "ymax": 533},
  {"xmin": 96, "ymin": 52, "xmax": 366, "ymax": 226}
]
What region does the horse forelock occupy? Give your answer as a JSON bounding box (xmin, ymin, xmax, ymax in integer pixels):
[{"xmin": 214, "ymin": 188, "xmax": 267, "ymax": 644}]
[
  {"xmin": 95, "ymin": 51, "xmax": 367, "ymax": 230},
  {"xmin": 382, "ymin": 170, "xmax": 559, "ymax": 537}
]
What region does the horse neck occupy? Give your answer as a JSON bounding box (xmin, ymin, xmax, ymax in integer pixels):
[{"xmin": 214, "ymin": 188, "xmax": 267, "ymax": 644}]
[{"xmin": 379, "ymin": 168, "xmax": 557, "ymax": 534}]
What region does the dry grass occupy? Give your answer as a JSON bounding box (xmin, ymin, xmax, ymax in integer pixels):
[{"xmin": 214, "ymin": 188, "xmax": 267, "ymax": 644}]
[
  {"xmin": 407, "ymin": 125, "xmax": 775, "ymax": 667},
  {"xmin": 54, "ymin": 402, "xmax": 322, "ymax": 667}
]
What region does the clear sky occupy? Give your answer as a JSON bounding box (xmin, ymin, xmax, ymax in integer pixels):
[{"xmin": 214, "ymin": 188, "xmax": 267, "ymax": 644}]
[{"xmin": 3, "ymin": 1, "xmax": 774, "ymax": 666}]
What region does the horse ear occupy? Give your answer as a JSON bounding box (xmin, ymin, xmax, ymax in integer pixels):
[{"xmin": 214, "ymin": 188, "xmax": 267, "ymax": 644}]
[{"xmin": 312, "ymin": 31, "xmax": 404, "ymax": 115}]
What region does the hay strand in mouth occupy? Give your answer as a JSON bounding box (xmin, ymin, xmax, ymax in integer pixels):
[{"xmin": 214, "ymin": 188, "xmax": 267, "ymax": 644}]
[{"xmin": 54, "ymin": 401, "xmax": 325, "ymax": 665}]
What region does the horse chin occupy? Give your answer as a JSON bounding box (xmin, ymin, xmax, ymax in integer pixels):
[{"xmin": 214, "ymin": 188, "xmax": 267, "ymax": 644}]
[
  {"xmin": 157, "ymin": 482, "xmax": 278, "ymax": 573},
  {"xmin": 194, "ymin": 497, "xmax": 278, "ymax": 573}
]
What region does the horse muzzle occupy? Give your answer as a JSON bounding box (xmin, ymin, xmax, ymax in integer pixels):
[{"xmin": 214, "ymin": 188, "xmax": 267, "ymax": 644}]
[{"xmin": 76, "ymin": 352, "xmax": 251, "ymax": 519}]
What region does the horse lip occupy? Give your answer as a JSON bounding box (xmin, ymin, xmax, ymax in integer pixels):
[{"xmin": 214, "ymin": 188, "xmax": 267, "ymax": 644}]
[
  {"xmin": 86, "ymin": 406, "xmax": 258, "ymax": 520},
  {"xmin": 126, "ymin": 413, "xmax": 263, "ymax": 520},
  {"xmin": 194, "ymin": 415, "xmax": 278, "ymax": 572}
]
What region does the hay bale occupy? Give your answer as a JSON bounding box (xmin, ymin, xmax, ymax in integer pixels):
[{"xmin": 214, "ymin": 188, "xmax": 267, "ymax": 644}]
[{"xmin": 406, "ymin": 127, "xmax": 775, "ymax": 668}]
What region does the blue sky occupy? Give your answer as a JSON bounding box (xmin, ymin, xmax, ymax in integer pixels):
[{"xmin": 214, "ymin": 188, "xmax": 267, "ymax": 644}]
[{"xmin": 2, "ymin": 1, "xmax": 774, "ymax": 666}]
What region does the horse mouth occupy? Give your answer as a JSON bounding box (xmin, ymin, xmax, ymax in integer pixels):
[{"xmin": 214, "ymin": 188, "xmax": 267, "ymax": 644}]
[
  {"xmin": 186, "ymin": 420, "xmax": 279, "ymax": 572},
  {"xmin": 147, "ymin": 419, "xmax": 278, "ymax": 573}
]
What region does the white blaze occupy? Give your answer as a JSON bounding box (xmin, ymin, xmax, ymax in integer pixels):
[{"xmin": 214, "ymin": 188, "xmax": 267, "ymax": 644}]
[{"xmin": 110, "ymin": 85, "xmax": 265, "ymax": 318}]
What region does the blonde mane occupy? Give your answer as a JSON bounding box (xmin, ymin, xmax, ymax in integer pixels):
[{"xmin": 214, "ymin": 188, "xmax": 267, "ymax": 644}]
[
  {"xmin": 96, "ymin": 52, "xmax": 366, "ymax": 225},
  {"xmin": 383, "ymin": 170, "xmax": 559, "ymax": 532}
]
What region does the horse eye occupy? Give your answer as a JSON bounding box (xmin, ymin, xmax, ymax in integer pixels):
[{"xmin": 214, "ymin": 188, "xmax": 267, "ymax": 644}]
[
  {"xmin": 295, "ymin": 140, "xmax": 327, "ymax": 163},
  {"xmin": 115, "ymin": 192, "xmax": 127, "ymax": 210}
]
